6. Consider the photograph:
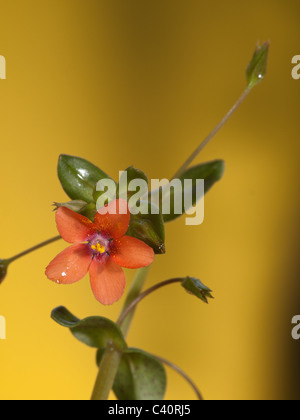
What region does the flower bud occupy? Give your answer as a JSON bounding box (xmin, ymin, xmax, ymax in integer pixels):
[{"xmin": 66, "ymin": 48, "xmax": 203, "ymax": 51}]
[
  {"xmin": 181, "ymin": 276, "xmax": 214, "ymax": 303},
  {"xmin": 246, "ymin": 41, "xmax": 270, "ymax": 89}
]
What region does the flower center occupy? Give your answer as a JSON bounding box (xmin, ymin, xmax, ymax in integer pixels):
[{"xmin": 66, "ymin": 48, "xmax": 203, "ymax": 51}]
[{"xmin": 91, "ymin": 242, "xmax": 106, "ymax": 254}]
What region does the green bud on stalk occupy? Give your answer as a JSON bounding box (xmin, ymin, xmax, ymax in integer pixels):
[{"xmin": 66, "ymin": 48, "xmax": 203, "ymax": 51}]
[{"xmin": 246, "ymin": 41, "xmax": 270, "ymax": 89}]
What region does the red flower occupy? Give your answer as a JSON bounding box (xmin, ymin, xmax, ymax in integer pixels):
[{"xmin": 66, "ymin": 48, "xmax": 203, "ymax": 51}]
[{"xmin": 46, "ymin": 199, "xmax": 154, "ymax": 305}]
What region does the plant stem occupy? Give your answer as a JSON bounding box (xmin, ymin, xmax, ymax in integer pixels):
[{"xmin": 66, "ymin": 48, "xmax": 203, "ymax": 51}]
[
  {"xmin": 6, "ymin": 235, "xmax": 62, "ymax": 264},
  {"xmin": 90, "ymin": 265, "xmax": 152, "ymax": 400},
  {"xmin": 151, "ymin": 353, "xmax": 203, "ymax": 400},
  {"xmin": 119, "ymin": 266, "xmax": 152, "ymax": 338},
  {"xmin": 172, "ymin": 87, "xmax": 251, "ymax": 179},
  {"xmin": 90, "ymin": 344, "xmax": 122, "ymax": 401},
  {"xmin": 117, "ymin": 278, "xmax": 182, "ymax": 327},
  {"xmin": 115, "ymin": 278, "xmax": 204, "ymax": 400}
]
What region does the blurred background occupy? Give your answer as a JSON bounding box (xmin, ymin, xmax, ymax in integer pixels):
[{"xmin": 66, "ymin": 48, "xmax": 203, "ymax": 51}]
[{"xmin": 0, "ymin": 0, "xmax": 299, "ymax": 400}]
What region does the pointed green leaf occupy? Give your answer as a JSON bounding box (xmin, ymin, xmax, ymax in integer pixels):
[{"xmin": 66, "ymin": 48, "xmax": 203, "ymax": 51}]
[
  {"xmin": 51, "ymin": 306, "xmax": 126, "ymax": 351},
  {"xmin": 97, "ymin": 348, "xmax": 167, "ymax": 400},
  {"xmin": 162, "ymin": 160, "xmax": 225, "ymax": 223},
  {"xmin": 57, "ymin": 154, "xmax": 112, "ymax": 204},
  {"xmin": 181, "ymin": 277, "xmax": 214, "ymax": 304},
  {"xmin": 246, "ymin": 42, "xmax": 270, "ymax": 89},
  {"xmin": 126, "ymin": 201, "xmax": 166, "ymax": 254}
]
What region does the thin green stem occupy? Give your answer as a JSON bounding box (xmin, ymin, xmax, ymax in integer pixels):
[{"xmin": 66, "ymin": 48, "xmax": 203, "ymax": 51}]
[
  {"xmin": 151, "ymin": 353, "xmax": 203, "ymax": 400},
  {"xmin": 117, "ymin": 278, "xmax": 182, "ymax": 328},
  {"xmin": 90, "ymin": 265, "xmax": 152, "ymax": 400},
  {"xmin": 119, "ymin": 266, "xmax": 152, "ymax": 338},
  {"xmin": 6, "ymin": 235, "xmax": 62, "ymax": 264},
  {"xmin": 172, "ymin": 87, "xmax": 251, "ymax": 179}
]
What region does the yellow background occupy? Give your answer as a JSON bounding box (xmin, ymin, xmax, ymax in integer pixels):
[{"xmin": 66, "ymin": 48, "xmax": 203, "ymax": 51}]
[{"xmin": 0, "ymin": 0, "xmax": 299, "ymax": 400}]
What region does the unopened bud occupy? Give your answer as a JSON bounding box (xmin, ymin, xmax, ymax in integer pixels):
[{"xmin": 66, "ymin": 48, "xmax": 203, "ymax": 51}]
[
  {"xmin": 181, "ymin": 276, "xmax": 214, "ymax": 304},
  {"xmin": 246, "ymin": 41, "xmax": 270, "ymax": 89}
]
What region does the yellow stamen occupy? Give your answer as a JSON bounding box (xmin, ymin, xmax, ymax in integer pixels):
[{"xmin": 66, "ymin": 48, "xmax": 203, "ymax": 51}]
[{"xmin": 91, "ymin": 243, "xmax": 106, "ymax": 254}]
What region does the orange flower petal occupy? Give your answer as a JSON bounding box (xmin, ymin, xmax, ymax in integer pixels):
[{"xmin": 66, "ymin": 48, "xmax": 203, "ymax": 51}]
[
  {"xmin": 94, "ymin": 199, "xmax": 130, "ymax": 239},
  {"xmin": 111, "ymin": 236, "xmax": 155, "ymax": 269},
  {"xmin": 89, "ymin": 257, "xmax": 126, "ymax": 305},
  {"xmin": 46, "ymin": 244, "xmax": 92, "ymax": 284},
  {"xmin": 56, "ymin": 207, "xmax": 97, "ymax": 244}
]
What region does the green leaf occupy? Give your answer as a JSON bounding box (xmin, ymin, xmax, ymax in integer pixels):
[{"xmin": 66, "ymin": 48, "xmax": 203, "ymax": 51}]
[
  {"xmin": 115, "ymin": 349, "xmax": 166, "ymax": 400},
  {"xmin": 57, "ymin": 154, "xmax": 112, "ymax": 204},
  {"xmin": 97, "ymin": 348, "xmax": 167, "ymax": 400},
  {"xmin": 117, "ymin": 167, "xmax": 149, "ymax": 201},
  {"xmin": 51, "ymin": 306, "xmax": 80, "ymax": 327},
  {"xmin": 93, "ymin": 166, "xmax": 149, "ymax": 215},
  {"xmin": 246, "ymin": 42, "xmax": 270, "ymax": 89},
  {"xmin": 162, "ymin": 160, "xmax": 225, "ymax": 223},
  {"xmin": 181, "ymin": 277, "xmax": 214, "ymax": 304},
  {"xmin": 71, "ymin": 317, "xmax": 126, "ymax": 350},
  {"xmin": 126, "ymin": 201, "xmax": 166, "ymax": 254},
  {"xmin": 51, "ymin": 306, "xmax": 126, "ymax": 351}
]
